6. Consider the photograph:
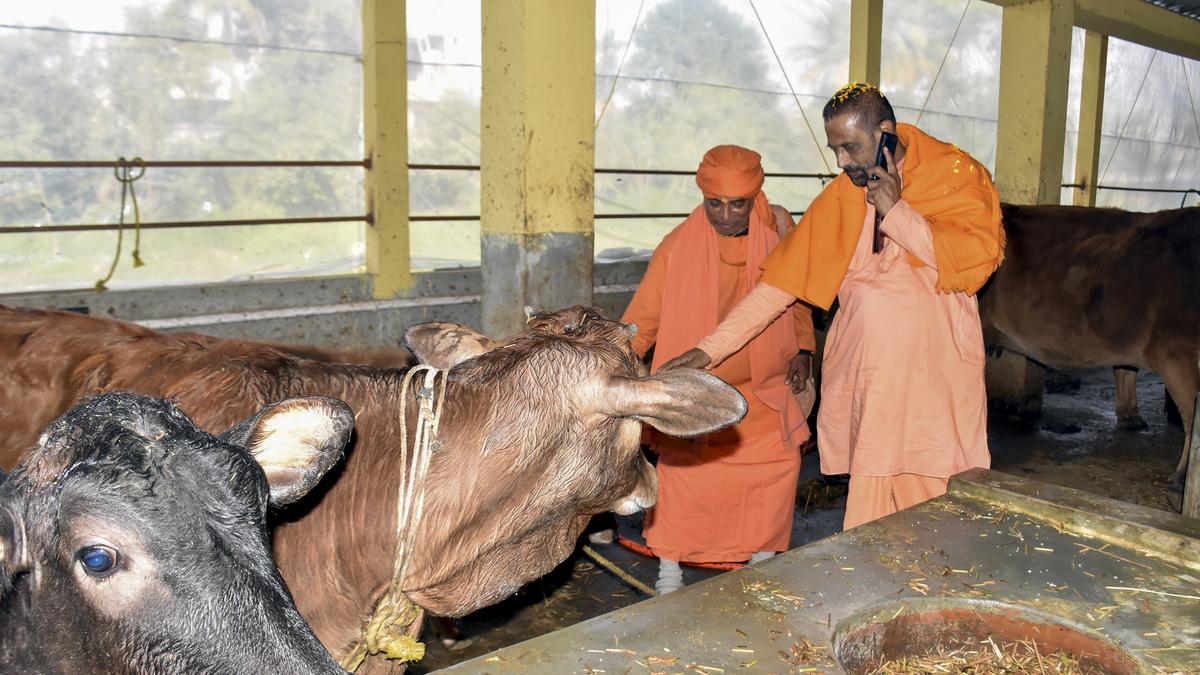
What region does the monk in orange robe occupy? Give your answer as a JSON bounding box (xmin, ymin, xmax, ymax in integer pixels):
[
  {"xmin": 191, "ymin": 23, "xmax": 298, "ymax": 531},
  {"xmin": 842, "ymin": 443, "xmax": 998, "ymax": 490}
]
[
  {"xmin": 621, "ymin": 145, "xmax": 817, "ymax": 594},
  {"xmin": 662, "ymin": 84, "xmax": 1004, "ymax": 531}
]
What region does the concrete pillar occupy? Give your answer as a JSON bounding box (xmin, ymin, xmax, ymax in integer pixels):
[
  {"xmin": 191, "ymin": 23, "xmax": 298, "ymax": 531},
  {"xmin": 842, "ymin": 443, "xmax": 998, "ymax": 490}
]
[
  {"xmin": 849, "ymin": 0, "xmax": 883, "ymax": 85},
  {"xmin": 1072, "ymin": 31, "xmax": 1108, "ymax": 207},
  {"xmin": 988, "ymin": 0, "xmax": 1072, "ymax": 414},
  {"xmin": 363, "ymin": 0, "xmax": 411, "ymax": 299},
  {"xmin": 480, "ymin": 0, "xmax": 595, "ymax": 338}
]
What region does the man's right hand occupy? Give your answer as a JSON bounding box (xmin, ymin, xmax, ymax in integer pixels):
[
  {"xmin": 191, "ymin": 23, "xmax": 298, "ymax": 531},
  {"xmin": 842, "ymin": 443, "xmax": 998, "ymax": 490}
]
[{"xmin": 658, "ymin": 347, "xmax": 712, "ymax": 372}]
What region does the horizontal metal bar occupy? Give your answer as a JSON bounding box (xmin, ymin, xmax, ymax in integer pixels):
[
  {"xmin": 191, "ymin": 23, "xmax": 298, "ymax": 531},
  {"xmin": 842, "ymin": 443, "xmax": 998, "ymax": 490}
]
[
  {"xmin": 1062, "ymin": 182, "xmax": 1198, "ymax": 194},
  {"xmin": 3, "ymin": 160, "xmax": 834, "ymax": 181},
  {"xmin": 408, "ymin": 163, "xmax": 480, "ymax": 172},
  {"xmin": 408, "ymin": 163, "xmax": 835, "ymax": 180},
  {"xmin": 5, "ymin": 211, "xmax": 819, "ymax": 232},
  {"xmin": 409, "ymin": 215, "xmax": 480, "ymax": 222},
  {"xmin": 595, "ymin": 211, "xmax": 805, "ymax": 219},
  {"xmin": 598, "ymin": 168, "xmax": 836, "ymax": 179},
  {"xmin": 0, "ymin": 160, "xmax": 368, "ymax": 169},
  {"xmin": 0, "ymin": 215, "xmax": 369, "ymax": 234}
]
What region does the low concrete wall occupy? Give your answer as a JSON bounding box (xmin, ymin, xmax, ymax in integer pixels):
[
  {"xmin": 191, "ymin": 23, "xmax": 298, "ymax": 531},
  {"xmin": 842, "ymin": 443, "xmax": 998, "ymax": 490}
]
[
  {"xmin": 4, "ymin": 263, "xmax": 1045, "ymax": 425},
  {"xmin": 0, "ymin": 260, "xmax": 647, "ymax": 348}
]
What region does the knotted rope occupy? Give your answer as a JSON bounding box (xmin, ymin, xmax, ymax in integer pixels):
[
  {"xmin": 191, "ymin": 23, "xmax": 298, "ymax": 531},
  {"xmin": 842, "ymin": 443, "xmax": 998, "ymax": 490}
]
[
  {"xmin": 340, "ymin": 365, "xmax": 447, "ymax": 672},
  {"xmin": 95, "ymin": 157, "xmax": 146, "ymax": 292}
]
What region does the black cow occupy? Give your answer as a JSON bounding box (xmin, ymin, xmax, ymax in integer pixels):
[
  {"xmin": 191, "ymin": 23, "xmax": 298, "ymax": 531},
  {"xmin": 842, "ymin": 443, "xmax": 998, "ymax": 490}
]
[{"xmin": 0, "ymin": 392, "xmax": 352, "ymax": 673}]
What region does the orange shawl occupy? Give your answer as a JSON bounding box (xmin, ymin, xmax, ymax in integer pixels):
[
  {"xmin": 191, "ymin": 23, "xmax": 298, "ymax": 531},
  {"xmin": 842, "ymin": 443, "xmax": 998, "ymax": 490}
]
[
  {"xmin": 760, "ymin": 123, "xmax": 1004, "ymax": 309},
  {"xmin": 651, "ymin": 204, "xmax": 808, "ymax": 446}
]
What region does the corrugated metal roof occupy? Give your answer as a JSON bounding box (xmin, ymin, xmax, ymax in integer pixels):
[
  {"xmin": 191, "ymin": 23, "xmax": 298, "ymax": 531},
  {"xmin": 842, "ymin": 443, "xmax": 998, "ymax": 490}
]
[{"xmin": 1144, "ymin": 0, "xmax": 1200, "ymax": 20}]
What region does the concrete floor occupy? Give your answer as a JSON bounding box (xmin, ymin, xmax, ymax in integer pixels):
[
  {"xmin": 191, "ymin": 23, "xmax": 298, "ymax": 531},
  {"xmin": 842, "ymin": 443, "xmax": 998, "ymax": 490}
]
[{"xmin": 412, "ymin": 367, "xmax": 1185, "ymax": 673}]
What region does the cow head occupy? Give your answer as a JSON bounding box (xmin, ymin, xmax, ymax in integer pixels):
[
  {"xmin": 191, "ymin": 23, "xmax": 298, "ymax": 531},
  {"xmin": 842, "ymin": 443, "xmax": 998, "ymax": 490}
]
[
  {"xmin": 402, "ymin": 306, "xmax": 747, "ymax": 615},
  {"xmin": 0, "ymin": 392, "xmax": 350, "ymax": 674}
]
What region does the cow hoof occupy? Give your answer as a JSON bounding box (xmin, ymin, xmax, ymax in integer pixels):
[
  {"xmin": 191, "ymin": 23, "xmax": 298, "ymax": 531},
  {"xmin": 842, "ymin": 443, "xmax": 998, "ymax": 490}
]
[{"xmin": 1116, "ymin": 414, "xmax": 1149, "ymax": 431}]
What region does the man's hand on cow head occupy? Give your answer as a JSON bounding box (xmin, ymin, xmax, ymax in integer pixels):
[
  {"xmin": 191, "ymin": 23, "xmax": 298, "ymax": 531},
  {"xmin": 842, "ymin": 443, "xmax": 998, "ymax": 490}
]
[
  {"xmin": 657, "ymin": 348, "xmax": 712, "ymax": 373},
  {"xmin": 592, "ymin": 368, "xmax": 746, "ymax": 437},
  {"xmin": 865, "ymin": 146, "xmax": 901, "ymax": 218}
]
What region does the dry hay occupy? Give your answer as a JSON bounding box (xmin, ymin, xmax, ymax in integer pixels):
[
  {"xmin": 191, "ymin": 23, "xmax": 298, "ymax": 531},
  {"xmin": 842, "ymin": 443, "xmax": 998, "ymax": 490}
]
[{"xmin": 867, "ymin": 637, "xmax": 1102, "ymax": 674}]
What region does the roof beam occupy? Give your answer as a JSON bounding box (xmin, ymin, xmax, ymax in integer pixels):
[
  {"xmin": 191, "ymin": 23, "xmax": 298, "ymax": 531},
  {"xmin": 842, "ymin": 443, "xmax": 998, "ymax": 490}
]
[
  {"xmin": 1074, "ymin": 0, "xmax": 1200, "ymax": 60},
  {"xmin": 983, "ymin": 0, "xmax": 1200, "ymax": 60}
]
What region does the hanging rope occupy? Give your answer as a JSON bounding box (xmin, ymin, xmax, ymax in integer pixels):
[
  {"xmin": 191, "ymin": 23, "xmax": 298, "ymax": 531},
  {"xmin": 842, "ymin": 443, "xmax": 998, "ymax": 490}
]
[
  {"xmin": 747, "ymin": 0, "xmax": 833, "ymax": 175},
  {"xmin": 595, "ymin": 0, "xmax": 646, "ymax": 131},
  {"xmin": 916, "ymin": 0, "xmax": 972, "ymax": 125},
  {"xmin": 340, "ymin": 365, "xmax": 447, "ymax": 672},
  {"xmin": 1100, "ymin": 50, "xmax": 1159, "ymax": 184},
  {"xmin": 95, "ymin": 157, "xmax": 146, "ymax": 292}
]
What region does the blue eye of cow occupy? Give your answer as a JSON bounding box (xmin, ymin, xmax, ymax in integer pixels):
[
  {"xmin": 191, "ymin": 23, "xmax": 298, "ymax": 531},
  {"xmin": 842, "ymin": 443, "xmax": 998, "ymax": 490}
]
[{"xmin": 78, "ymin": 546, "xmax": 117, "ymax": 575}]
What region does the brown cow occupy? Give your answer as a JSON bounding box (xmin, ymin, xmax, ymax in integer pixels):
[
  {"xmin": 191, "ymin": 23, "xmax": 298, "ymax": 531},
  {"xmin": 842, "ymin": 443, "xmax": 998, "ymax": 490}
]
[
  {"xmin": 0, "ymin": 304, "xmax": 746, "ymax": 671},
  {"xmin": 979, "ymin": 204, "xmax": 1198, "ymax": 503}
]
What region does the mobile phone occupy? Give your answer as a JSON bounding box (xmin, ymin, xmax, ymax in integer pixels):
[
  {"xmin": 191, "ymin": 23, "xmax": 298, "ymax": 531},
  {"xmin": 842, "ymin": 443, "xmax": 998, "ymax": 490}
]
[
  {"xmin": 871, "ymin": 130, "xmax": 898, "ymax": 253},
  {"xmin": 873, "ymin": 130, "xmax": 898, "ymax": 177}
]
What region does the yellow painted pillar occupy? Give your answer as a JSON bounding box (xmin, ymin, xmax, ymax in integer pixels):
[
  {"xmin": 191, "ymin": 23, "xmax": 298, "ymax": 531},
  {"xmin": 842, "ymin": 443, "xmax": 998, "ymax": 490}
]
[
  {"xmin": 481, "ymin": 0, "xmax": 595, "ymax": 338},
  {"xmin": 1073, "ymin": 31, "xmax": 1108, "ymax": 207},
  {"xmin": 994, "ymin": 0, "xmax": 1073, "ymax": 205},
  {"xmin": 849, "ymin": 0, "xmax": 883, "ymax": 85},
  {"xmin": 363, "ymin": 0, "xmax": 411, "ymax": 299},
  {"xmin": 987, "ymin": 0, "xmax": 1072, "ymax": 417}
]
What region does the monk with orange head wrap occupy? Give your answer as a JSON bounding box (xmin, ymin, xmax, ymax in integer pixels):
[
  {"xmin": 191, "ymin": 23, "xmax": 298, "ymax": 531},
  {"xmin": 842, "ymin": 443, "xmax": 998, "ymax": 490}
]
[
  {"xmin": 620, "ymin": 145, "xmax": 817, "ymax": 594},
  {"xmin": 662, "ymin": 84, "xmax": 1004, "ymax": 532}
]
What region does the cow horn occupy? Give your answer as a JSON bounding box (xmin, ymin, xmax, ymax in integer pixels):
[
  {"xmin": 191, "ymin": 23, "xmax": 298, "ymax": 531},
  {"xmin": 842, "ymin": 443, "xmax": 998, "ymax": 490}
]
[{"xmin": 523, "ymin": 305, "xmax": 542, "ymax": 320}]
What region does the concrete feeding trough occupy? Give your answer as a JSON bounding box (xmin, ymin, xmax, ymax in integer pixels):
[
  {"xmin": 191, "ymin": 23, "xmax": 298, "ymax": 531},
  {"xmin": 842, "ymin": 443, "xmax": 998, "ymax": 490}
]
[{"xmin": 436, "ymin": 469, "xmax": 1200, "ymax": 674}]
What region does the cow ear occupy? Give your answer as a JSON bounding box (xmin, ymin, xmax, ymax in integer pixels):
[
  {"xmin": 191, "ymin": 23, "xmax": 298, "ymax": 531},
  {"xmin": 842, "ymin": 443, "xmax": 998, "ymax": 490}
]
[
  {"xmin": 595, "ymin": 369, "xmax": 747, "ymax": 437},
  {"xmin": 0, "ymin": 503, "xmax": 27, "ymax": 596},
  {"xmin": 220, "ymin": 397, "xmax": 355, "ymax": 506},
  {"xmin": 404, "ymin": 322, "xmax": 496, "ymax": 369}
]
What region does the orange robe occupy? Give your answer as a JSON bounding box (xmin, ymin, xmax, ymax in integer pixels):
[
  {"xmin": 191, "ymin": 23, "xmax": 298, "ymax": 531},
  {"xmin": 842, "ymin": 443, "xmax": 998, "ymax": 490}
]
[
  {"xmin": 697, "ymin": 126, "xmax": 1003, "ymax": 528},
  {"xmin": 697, "ymin": 199, "xmax": 991, "ymax": 477},
  {"xmin": 623, "ymin": 211, "xmax": 814, "ymax": 563},
  {"xmin": 815, "ymin": 194, "xmax": 991, "ymax": 479}
]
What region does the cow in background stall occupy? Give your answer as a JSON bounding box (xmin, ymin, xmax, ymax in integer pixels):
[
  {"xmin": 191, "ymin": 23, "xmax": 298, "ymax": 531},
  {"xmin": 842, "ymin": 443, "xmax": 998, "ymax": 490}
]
[
  {"xmin": 0, "ymin": 304, "xmax": 747, "ymax": 672},
  {"xmin": 2, "ymin": 391, "xmax": 353, "ymax": 673},
  {"xmin": 979, "ymin": 204, "xmax": 1198, "ymax": 506}
]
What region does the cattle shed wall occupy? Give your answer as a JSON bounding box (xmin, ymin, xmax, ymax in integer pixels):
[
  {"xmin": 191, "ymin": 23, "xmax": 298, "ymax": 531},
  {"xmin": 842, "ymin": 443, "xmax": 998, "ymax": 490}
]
[{"xmin": 0, "ymin": 262, "xmax": 644, "ymax": 346}]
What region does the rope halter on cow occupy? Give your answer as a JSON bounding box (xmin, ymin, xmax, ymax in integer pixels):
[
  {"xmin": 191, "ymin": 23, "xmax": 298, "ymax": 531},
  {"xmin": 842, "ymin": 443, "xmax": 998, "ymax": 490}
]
[{"xmin": 340, "ymin": 364, "xmax": 447, "ymax": 672}]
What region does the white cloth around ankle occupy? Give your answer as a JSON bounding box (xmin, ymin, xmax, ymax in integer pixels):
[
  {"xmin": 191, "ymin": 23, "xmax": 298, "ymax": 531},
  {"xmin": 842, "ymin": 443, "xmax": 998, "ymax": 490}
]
[{"xmin": 655, "ymin": 558, "xmax": 684, "ymax": 594}]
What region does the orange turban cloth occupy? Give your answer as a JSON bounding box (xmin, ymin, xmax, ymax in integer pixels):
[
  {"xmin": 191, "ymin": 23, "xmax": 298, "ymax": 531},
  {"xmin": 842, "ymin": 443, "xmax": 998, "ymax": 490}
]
[{"xmin": 695, "ymin": 145, "xmax": 771, "ymax": 227}]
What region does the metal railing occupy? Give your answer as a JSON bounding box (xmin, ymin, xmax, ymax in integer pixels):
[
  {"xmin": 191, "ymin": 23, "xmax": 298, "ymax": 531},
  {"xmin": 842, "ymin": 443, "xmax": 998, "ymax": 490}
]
[{"xmin": 1, "ymin": 160, "xmax": 1193, "ymax": 234}]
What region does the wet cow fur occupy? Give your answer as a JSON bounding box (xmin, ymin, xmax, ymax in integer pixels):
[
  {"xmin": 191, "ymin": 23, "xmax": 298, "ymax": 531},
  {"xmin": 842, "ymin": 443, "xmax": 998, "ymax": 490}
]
[
  {"xmin": 979, "ymin": 204, "xmax": 1198, "ymax": 500},
  {"xmin": 0, "ymin": 392, "xmax": 353, "ymax": 674},
  {"xmin": 0, "ymin": 305, "xmax": 747, "ymax": 669}
]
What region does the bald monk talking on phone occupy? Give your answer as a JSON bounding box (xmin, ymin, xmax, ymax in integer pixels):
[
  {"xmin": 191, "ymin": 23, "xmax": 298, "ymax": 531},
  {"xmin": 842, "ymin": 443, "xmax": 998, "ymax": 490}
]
[{"xmin": 660, "ymin": 84, "xmax": 1005, "ymax": 532}]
